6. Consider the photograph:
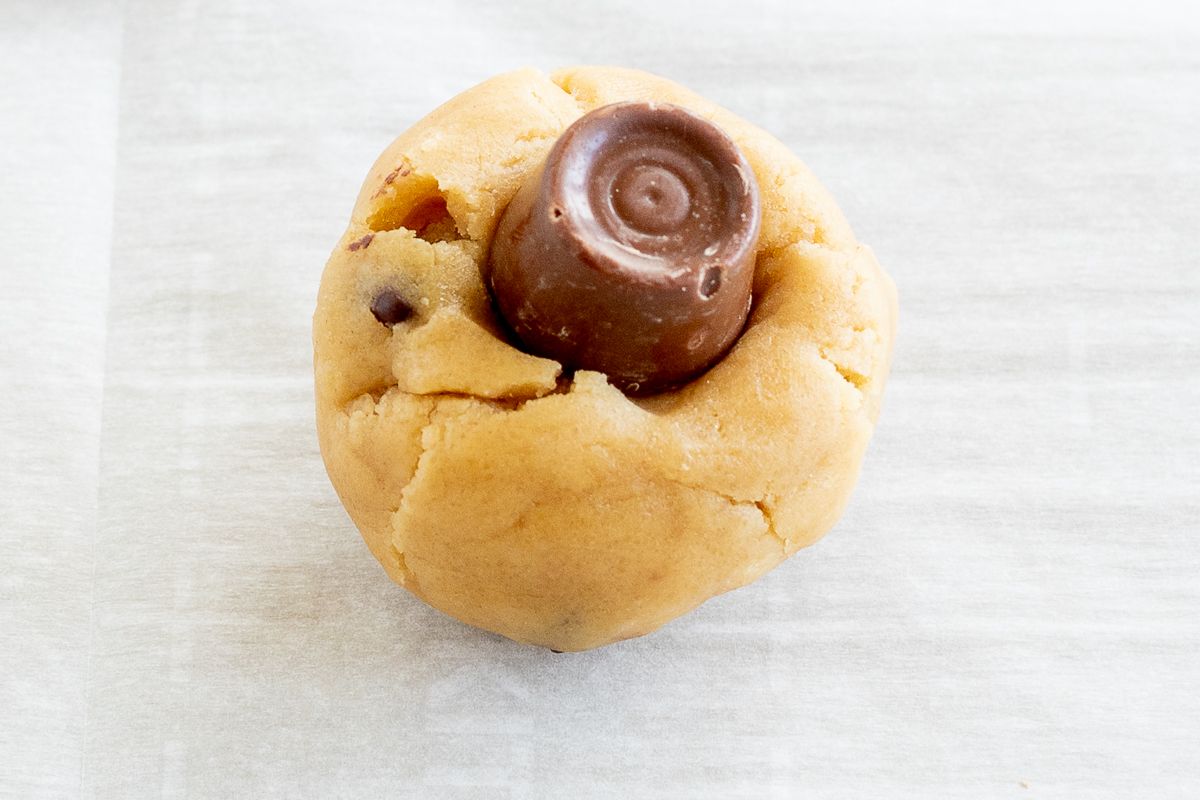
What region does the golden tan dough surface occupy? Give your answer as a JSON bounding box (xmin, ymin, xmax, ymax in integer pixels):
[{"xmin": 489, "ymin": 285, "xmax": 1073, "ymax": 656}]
[{"xmin": 314, "ymin": 66, "xmax": 897, "ymax": 651}]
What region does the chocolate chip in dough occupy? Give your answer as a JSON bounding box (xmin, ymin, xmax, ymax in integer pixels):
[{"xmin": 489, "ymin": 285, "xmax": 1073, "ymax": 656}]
[{"xmin": 370, "ymin": 289, "xmax": 413, "ymax": 327}]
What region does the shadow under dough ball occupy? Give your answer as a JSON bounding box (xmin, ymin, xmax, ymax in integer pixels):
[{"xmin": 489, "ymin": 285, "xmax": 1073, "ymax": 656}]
[{"xmin": 313, "ymin": 67, "xmax": 898, "ymax": 651}]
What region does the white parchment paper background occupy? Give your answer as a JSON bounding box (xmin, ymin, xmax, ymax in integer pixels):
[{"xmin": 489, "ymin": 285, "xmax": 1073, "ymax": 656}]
[{"xmin": 3, "ymin": 1, "xmax": 1198, "ymax": 797}]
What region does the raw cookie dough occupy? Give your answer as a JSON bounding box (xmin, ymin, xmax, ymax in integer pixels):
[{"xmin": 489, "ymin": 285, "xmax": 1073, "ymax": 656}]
[{"xmin": 314, "ymin": 67, "xmax": 897, "ymax": 652}]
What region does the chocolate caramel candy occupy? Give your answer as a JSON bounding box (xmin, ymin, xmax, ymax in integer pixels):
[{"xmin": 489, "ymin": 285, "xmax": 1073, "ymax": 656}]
[{"xmin": 487, "ymin": 101, "xmax": 760, "ymax": 395}]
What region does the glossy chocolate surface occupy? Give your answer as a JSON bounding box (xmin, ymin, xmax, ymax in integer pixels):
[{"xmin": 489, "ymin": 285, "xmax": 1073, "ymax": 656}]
[{"xmin": 488, "ymin": 102, "xmax": 760, "ymax": 394}]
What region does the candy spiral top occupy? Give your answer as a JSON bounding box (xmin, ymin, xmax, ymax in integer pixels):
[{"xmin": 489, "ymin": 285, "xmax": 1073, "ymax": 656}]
[{"xmin": 488, "ymin": 101, "xmax": 761, "ymax": 394}]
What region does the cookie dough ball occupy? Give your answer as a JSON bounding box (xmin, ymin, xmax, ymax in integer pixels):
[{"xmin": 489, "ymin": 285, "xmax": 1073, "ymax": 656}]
[{"xmin": 313, "ymin": 67, "xmax": 897, "ymax": 651}]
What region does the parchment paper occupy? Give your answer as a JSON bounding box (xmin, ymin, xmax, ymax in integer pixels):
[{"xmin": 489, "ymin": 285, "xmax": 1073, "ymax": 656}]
[{"xmin": 3, "ymin": 1, "xmax": 1198, "ymax": 797}]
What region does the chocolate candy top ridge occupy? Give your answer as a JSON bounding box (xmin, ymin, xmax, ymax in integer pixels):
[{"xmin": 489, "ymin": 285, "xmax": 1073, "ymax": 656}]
[{"xmin": 487, "ymin": 101, "xmax": 761, "ymax": 395}]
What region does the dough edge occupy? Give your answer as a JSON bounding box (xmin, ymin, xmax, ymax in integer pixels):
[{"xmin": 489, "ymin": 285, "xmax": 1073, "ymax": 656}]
[{"xmin": 314, "ymin": 66, "xmax": 898, "ymax": 651}]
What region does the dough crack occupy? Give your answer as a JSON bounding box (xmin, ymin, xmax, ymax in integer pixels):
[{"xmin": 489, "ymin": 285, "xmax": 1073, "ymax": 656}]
[
  {"xmin": 341, "ymin": 384, "xmax": 396, "ymax": 414},
  {"xmin": 547, "ymin": 73, "xmax": 591, "ymax": 114},
  {"xmin": 662, "ymin": 477, "xmax": 787, "ymax": 555},
  {"xmin": 388, "ymin": 542, "xmax": 421, "ymax": 593},
  {"xmin": 388, "ymin": 403, "xmax": 441, "ymax": 582},
  {"xmin": 754, "ymin": 498, "xmax": 788, "ymax": 555},
  {"xmin": 818, "ymin": 346, "xmax": 869, "ymax": 393},
  {"xmin": 396, "ymin": 380, "xmax": 571, "ymax": 410}
]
